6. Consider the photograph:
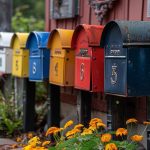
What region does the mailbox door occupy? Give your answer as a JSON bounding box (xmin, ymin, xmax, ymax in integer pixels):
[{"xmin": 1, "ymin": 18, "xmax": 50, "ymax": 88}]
[
  {"xmin": 0, "ymin": 49, "xmax": 6, "ymax": 73},
  {"xmin": 49, "ymin": 56, "xmax": 65, "ymax": 85},
  {"xmin": 5, "ymin": 48, "xmax": 12, "ymax": 73},
  {"xmin": 12, "ymin": 50, "xmax": 29, "ymax": 77},
  {"xmin": 92, "ymin": 47, "xmax": 104, "ymax": 92},
  {"xmin": 75, "ymin": 56, "xmax": 91, "ymax": 90},
  {"xmin": 105, "ymin": 45, "xmax": 127, "ymax": 95},
  {"xmin": 64, "ymin": 49, "xmax": 75, "ymax": 86},
  {"xmin": 29, "ymin": 55, "xmax": 42, "ymax": 80}
]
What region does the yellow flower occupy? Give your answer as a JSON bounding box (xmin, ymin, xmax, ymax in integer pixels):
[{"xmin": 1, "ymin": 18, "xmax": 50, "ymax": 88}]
[
  {"xmin": 74, "ymin": 124, "xmax": 84, "ymax": 129},
  {"xmin": 27, "ymin": 132, "xmax": 33, "ymax": 139},
  {"xmin": 64, "ymin": 120, "xmax": 74, "ymax": 129},
  {"xmin": 105, "ymin": 143, "xmax": 118, "ymax": 150},
  {"xmin": 28, "ymin": 136, "xmax": 41, "ymax": 147},
  {"xmin": 81, "ymin": 128, "xmax": 93, "ymax": 135},
  {"xmin": 89, "ymin": 118, "xmax": 102, "ymax": 126},
  {"xmin": 101, "ymin": 133, "xmax": 112, "ymax": 143},
  {"xmin": 143, "ymin": 121, "xmax": 150, "ymax": 125},
  {"xmin": 130, "ymin": 135, "xmax": 143, "ymax": 142},
  {"xmin": 66, "ymin": 128, "xmax": 81, "ymax": 137},
  {"xmin": 97, "ymin": 122, "xmax": 106, "ymax": 128},
  {"xmin": 126, "ymin": 118, "xmax": 138, "ymax": 124},
  {"xmin": 46, "ymin": 127, "xmax": 59, "ymax": 136},
  {"xmin": 16, "ymin": 137, "xmax": 22, "ymax": 142},
  {"xmin": 23, "ymin": 145, "xmax": 33, "ymax": 150},
  {"xmin": 42, "ymin": 141, "xmax": 51, "ymax": 146},
  {"xmin": 116, "ymin": 128, "xmax": 128, "ymax": 136}
]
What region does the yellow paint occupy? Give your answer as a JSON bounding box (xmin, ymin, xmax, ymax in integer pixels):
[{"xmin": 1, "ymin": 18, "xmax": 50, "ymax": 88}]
[
  {"xmin": 11, "ymin": 33, "xmax": 29, "ymax": 77},
  {"xmin": 48, "ymin": 29, "xmax": 75, "ymax": 86}
]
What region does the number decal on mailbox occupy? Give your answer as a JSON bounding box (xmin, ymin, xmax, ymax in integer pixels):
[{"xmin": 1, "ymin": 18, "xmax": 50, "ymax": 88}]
[
  {"xmin": 80, "ymin": 63, "xmax": 84, "ymax": 81},
  {"xmin": 111, "ymin": 65, "xmax": 117, "ymax": 85},
  {"xmin": 32, "ymin": 62, "xmax": 36, "ymax": 74},
  {"xmin": 16, "ymin": 60, "xmax": 19, "ymax": 71},
  {"xmin": 55, "ymin": 62, "xmax": 58, "ymax": 76}
]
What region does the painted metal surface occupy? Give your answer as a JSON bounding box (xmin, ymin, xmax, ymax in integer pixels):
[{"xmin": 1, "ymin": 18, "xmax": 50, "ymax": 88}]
[
  {"xmin": 48, "ymin": 29, "xmax": 75, "ymax": 86},
  {"xmin": 100, "ymin": 20, "xmax": 150, "ymax": 97},
  {"xmin": 26, "ymin": 31, "xmax": 50, "ymax": 81},
  {"xmin": 11, "ymin": 33, "xmax": 29, "ymax": 78},
  {"xmin": 72, "ymin": 24, "xmax": 104, "ymax": 92},
  {"xmin": 0, "ymin": 32, "xmax": 13, "ymax": 73}
]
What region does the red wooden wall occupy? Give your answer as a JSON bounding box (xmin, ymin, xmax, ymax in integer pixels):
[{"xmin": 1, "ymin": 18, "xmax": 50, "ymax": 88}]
[{"xmin": 45, "ymin": 0, "xmax": 148, "ymax": 122}]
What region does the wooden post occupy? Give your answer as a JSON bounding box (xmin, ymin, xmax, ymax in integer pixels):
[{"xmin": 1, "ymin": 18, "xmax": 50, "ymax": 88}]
[
  {"xmin": 47, "ymin": 84, "xmax": 60, "ymax": 128},
  {"xmin": 23, "ymin": 78, "xmax": 36, "ymax": 132},
  {"xmin": 147, "ymin": 98, "xmax": 150, "ymax": 149},
  {"xmin": 77, "ymin": 90, "xmax": 92, "ymax": 127}
]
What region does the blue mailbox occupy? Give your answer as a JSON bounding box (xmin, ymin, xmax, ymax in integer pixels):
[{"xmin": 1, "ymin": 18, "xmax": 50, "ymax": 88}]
[
  {"xmin": 100, "ymin": 20, "xmax": 150, "ymax": 97},
  {"xmin": 26, "ymin": 31, "xmax": 50, "ymax": 81}
]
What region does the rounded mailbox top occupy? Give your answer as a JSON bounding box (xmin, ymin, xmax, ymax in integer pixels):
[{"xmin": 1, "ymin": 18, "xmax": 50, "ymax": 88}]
[
  {"xmin": 71, "ymin": 24, "xmax": 104, "ymax": 48},
  {"xmin": 0, "ymin": 32, "xmax": 14, "ymax": 48},
  {"xmin": 26, "ymin": 31, "xmax": 50, "ymax": 49},
  {"xmin": 100, "ymin": 20, "xmax": 150, "ymax": 48},
  {"xmin": 11, "ymin": 33, "xmax": 29, "ymax": 49},
  {"xmin": 48, "ymin": 29, "xmax": 74, "ymax": 49}
]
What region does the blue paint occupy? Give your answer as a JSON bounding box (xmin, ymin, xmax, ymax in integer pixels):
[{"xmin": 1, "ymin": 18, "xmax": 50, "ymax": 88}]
[
  {"xmin": 26, "ymin": 31, "xmax": 50, "ymax": 81},
  {"xmin": 100, "ymin": 21, "xmax": 150, "ymax": 97}
]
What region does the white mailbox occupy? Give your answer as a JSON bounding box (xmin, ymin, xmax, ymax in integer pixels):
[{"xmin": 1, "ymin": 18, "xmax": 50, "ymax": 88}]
[{"xmin": 0, "ymin": 32, "xmax": 13, "ymax": 74}]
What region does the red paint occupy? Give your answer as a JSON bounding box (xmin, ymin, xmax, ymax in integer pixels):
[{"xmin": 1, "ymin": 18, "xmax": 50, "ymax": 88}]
[{"xmin": 72, "ymin": 24, "xmax": 104, "ymax": 92}]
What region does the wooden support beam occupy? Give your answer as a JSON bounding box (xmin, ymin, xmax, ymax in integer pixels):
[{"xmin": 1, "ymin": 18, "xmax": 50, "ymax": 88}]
[
  {"xmin": 23, "ymin": 78, "xmax": 36, "ymax": 132},
  {"xmin": 47, "ymin": 84, "xmax": 60, "ymax": 128},
  {"xmin": 77, "ymin": 90, "xmax": 92, "ymax": 127}
]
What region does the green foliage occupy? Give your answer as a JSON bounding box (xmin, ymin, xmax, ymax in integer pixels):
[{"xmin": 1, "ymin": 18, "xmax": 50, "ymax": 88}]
[
  {"xmin": 0, "ymin": 100, "xmax": 22, "ymax": 136},
  {"xmin": 12, "ymin": 11, "xmax": 44, "ymax": 32}
]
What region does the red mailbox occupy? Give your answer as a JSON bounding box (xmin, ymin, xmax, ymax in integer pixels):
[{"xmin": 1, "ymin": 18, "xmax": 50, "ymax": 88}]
[{"xmin": 72, "ymin": 24, "xmax": 104, "ymax": 92}]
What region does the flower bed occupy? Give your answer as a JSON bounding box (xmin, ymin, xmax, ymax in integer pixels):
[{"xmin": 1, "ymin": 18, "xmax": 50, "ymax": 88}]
[{"xmin": 14, "ymin": 118, "xmax": 149, "ymax": 150}]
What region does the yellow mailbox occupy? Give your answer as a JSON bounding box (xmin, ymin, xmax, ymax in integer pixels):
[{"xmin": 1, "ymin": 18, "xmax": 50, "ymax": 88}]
[
  {"xmin": 11, "ymin": 33, "xmax": 29, "ymax": 77},
  {"xmin": 48, "ymin": 29, "xmax": 75, "ymax": 86}
]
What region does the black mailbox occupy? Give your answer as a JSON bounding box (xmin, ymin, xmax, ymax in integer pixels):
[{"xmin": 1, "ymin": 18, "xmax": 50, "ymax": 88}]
[{"xmin": 100, "ymin": 20, "xmax": 150, "ymax": 97}]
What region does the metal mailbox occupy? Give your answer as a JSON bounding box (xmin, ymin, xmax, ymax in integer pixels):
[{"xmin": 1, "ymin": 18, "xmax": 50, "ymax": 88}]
[
  {"xmin": 26, "ymin": 31, "xmax": 50, "ymax": 81},
  {"xmin": 71, "ymin": 24, "xmax": 104, "ymax": 92},
  {"xmin": 0, "ymin": 32, "xmax": 13, "ymax": 74},
  {"xmin": 100, "ymin": 20, "xmax": 150, "ymax": 96},
  {"xmin": 11, "ymin": 33, "xmax": 29, "ymax": 77},
  {"xmin": 48, "ymin": 29, "xmax": 74, "ymax": 86}
]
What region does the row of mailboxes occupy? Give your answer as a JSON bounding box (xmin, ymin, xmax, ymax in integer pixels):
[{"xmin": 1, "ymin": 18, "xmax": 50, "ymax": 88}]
[{"xmin": 1, "ymin": 21, "xmax": 150, "ymax": 97}]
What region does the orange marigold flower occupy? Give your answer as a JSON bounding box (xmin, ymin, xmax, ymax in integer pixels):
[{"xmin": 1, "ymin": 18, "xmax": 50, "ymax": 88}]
[
  {"xmin": 11, "ymin": 144, "xmax": 18, "ymax": 149},
  {"xmin": 74, "ymin": 124, "xmax": 84, "ymax": 129},
  {"xmin": 66, "ymin": 128, "xmax": 81, "ymax": 137},
  {"xmin": 46, "ymin": 127, "xmax": 59, "ymax": 136},
  {"xmin": 53, "ymin": 128, "xmax": 64, "ymax": 134},
  {"xmin": 16, "ymin": 137, "xmax": 22, "ymax": 142},
  {"xmin": 116, "ymin": 128, "xmax": 128, "ymax": 136},
  {"xmin": 27, "ymin": 132, "xmax": 33, "ymax": 139},
  {"xmin": 89, "ymin": 118, "xmax": 102, "ymax": 126},
  {"xmin": 126, "ymin": 118, "xmax": 138, "ymax": 124},
  {"xmin": 81, "ymin": 128, "xmax": 93, "ymax": 135},
  {"xmin": 97, "ymin": 122, "xmax": 106, "ymax": 128},
  {"xmin": 88, "ymin": 125, "xmax": 97, "ymax": 131},
  {"xmin": 143, "ymin": 121, "xmax": 150, "ymax": 125},
  {"xmin": 105, "ymin": 143, "xmax": 118, "ymax": 150},
  {"xmin": 64, "ymin": 120, "xmax": 74, "ymax": 129},
  {"xmin": 28, "ymin": 136, "xmax": 41, "ymax": 147},
  {"xmin": 130, "ymin": 135, "xmax": 143, "ymax": 142},
  {"xmin": 101, "ymin": 133, "xmax": 112, "ymax": 143},
  {"xmin": 42, "ymin": 141, "xmax": 51, "ymax": 147}
]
